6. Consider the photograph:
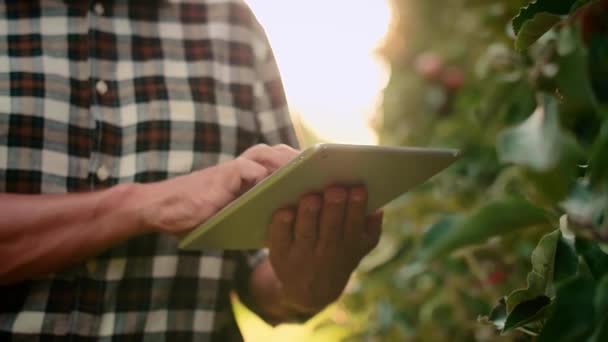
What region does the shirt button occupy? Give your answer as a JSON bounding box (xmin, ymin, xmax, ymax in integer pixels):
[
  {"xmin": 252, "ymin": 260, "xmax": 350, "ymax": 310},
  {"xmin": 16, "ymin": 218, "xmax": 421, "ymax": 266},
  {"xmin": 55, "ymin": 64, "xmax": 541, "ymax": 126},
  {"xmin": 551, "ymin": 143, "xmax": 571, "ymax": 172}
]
[
  {"xmin": 96, "ymin": 80, "xmax": 108, "ymax": 95},
  {"xmin": 96, "ymin": 165, "xmax": 110, "ymax": 181},
  {"xmin": 93, "ymin": 3, "xmax": 104, "ymax": 16}
]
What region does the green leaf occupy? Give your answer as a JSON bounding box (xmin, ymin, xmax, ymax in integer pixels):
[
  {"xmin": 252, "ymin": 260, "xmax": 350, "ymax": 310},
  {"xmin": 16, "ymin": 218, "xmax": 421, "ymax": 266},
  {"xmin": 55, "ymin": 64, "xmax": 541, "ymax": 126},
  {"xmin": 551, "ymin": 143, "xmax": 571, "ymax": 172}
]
[
  {"xmin": 479, "ymin": 299, "xmax": 507, "ymax": 330},
  {"xmin": 420, "ymin": 216, "xmax": 460, "ymax": 250},
  {"xmin": 561, "ymin": 180, "xmax": 608, "ymax": 236},
  {"xmin": 595, "ymin": 275, "xmax": 608, "ymax": 316},
  {"xmin": 506, "ymin": 272, "xmax": 547, "ymax": 312},
  {"xmin": 576, "ymin": 239, "xmax": 608, "ymax": 279},
  {"xmin": 506, "ymin": 231, "xmax": 559, "ymax": 313},
  {"xmin": 512, "ymin": 0, "xmax": 576, "ymax": 35},
  {"xmin": 419, "ymin": 198, "xmax": 550, "ymax": 262},
  {"xmin": 589, "ymin": 121, "xmax": 608, "ymax": 186},
  {"xmin": 529, "ymin": 231, "xmax": 560, "ymax": 293},
  {"xmin": 503, "ymin": 229, "xmax": 577, "ymax": 329},
  {"xmin": 556, "ymin": 27, "xmax": 599, "ymax": 117},
  {"xmin": 497, "ymin": 94, "xmax": 584, "ymax": 203},
  {"xmin": 515, "ymin": 13, "xmax": 562, "ymax": 51},
  {"xmin": 588, "ymin": 276, "xmax": 608, "ymax": 342},
  {"xmin": 511, "ymin": 0, "xmax": 599, "ymax": 51},
  {"xmin": 503, "ymin": 296, "xmax": 552, "ymax": 333},
  {"xmin": 498, "ymin": 95, "xmax": 581, "ymax": 171},
  {"xmin": 588, "ymin": 314, "xmax": 608, "ymax": 342},
  {"xmin": 553, "ymin": 236, "xmax": 579, "ymax": 283},
  {"xmin": 578, "ymin": 254, "xmax": 596, "ymax": 278},
  {"xmin": 538, "ymin": 276, "xmax": 596, "ymax": 342}
]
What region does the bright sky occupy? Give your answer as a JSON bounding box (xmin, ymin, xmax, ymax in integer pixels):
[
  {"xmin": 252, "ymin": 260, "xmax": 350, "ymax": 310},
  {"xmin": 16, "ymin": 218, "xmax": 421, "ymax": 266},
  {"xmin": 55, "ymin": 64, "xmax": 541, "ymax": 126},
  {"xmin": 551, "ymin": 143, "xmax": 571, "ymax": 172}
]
[{"xmin": 245, "ymin": 1, "xmax": 390, "ymax": 144}]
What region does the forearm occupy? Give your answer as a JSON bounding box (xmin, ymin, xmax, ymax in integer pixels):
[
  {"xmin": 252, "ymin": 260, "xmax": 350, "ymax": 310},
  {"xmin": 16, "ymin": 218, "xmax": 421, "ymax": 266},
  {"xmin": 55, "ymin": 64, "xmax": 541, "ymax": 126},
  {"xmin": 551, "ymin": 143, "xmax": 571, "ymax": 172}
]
[
  {"xmin": 0, "ymin": 184, "xmax": 148, "ymax": 285},
  {"xmin": 0, "ymin": 144, "xmax": 297, "ymax": 285}
]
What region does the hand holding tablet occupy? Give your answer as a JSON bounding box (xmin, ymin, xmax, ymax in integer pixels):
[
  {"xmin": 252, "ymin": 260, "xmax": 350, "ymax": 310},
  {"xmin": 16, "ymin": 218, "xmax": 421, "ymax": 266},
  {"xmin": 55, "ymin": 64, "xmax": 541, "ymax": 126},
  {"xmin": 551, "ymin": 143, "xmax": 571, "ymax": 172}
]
[{"xmin": 179, "ymin": 143, "xmax": 460, "ymax": 250}]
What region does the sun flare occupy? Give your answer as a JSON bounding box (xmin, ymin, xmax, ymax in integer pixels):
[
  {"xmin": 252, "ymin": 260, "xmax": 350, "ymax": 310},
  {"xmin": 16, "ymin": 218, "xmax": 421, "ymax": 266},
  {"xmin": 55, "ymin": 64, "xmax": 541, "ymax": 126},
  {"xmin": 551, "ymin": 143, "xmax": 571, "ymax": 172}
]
[{"xmin": 245, "ymin": 0, "xmax": 390, "ymax": 145}]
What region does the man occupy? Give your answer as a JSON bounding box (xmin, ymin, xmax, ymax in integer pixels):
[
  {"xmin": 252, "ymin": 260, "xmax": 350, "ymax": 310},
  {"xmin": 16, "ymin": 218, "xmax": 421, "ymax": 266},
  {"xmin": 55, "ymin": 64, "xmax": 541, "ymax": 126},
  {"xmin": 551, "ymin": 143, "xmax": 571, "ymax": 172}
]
[{"xmin": 0, "ymin": 0, "xmax": 382, "ymax": 340}]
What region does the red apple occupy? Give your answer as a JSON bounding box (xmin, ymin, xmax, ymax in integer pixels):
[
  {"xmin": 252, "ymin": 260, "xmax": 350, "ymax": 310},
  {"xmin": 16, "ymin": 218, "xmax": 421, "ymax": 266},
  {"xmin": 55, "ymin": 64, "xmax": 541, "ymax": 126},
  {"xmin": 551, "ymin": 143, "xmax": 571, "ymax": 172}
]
[
  {"xmin": 414, "ymin": 51, "xmax": 443, "ymax": 80},
  {"xmin": 441, "ymin": 66, "xmax": 465, "ymax": 92}
]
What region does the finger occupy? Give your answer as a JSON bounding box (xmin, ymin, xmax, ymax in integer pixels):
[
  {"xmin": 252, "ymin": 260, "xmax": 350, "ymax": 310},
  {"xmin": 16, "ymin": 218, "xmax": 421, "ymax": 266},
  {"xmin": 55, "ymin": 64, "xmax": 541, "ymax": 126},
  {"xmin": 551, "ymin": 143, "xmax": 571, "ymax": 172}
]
[
  {"xmin": 273, "ymin": 144, "xmax": 300, "ymax": 159},
  {"xmin": 270, "ymin": 144, "xmax": 298, "ymax": 167},
  {"xmin": 364, "ymin": 210, "xmax": 384, "ymax": 251},
  {"xmin": 268, "ymin": 208, "xmax": 295, "ymax": 256},
  {"xmin": 233, "ymin": 157, "xmax": 270, "ymax": 191},
  {"xmin": 240, "ymin": 144, "xmax": 282, "ymax": 171},
  {"xmin": 240, "ymin": 144, "xmax": 294, "ymax": 172},
  {"xmin": 343, "ymin": 186, "xmax": 368, "ymax": 244},
  {"xmin": 293, "ymin": 194, "xmax": 322, "ymax": 249},
  {"xmin": 317, "ymin": 186, "xmax": 348, "ymax": 252}
]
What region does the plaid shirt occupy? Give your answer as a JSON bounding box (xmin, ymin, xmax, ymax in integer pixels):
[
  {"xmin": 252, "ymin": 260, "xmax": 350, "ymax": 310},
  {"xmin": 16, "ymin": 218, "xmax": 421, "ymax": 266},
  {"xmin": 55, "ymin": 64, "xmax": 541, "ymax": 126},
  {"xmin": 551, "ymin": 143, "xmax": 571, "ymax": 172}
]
[{"xmin": 0, "ymin": 0, "xmax": 297, "ymax": 340}]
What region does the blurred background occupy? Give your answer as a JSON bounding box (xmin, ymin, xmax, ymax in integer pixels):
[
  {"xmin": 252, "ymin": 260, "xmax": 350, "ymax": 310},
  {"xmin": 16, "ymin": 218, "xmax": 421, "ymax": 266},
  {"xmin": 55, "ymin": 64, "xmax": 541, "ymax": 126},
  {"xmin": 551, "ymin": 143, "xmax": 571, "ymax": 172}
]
[
  {"xmin": 245, "ymin": 0, "xmax": 390, "ymax": 146},
  {"xmin": 237, "ymin": 0, "xmax": 608, "ymax": 341}
]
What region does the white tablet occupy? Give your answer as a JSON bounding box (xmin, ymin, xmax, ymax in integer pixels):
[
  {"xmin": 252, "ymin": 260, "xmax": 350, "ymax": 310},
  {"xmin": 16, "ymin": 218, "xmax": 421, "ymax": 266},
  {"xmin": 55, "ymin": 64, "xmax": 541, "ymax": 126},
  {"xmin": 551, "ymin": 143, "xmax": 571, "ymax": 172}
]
[{"xmin": 178, "ymin": 143, "xmax": 459, "ymax": 250}]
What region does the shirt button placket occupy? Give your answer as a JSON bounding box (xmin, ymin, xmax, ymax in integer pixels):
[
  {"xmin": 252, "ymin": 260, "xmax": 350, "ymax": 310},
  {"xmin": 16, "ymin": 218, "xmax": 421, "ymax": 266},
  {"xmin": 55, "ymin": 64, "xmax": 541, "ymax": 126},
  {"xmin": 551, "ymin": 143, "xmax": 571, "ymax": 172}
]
[
  {"xmin": 90, "ymin": 1, "xmax": 110, "ymax": 188},
  {"xmin": 94, "ymin": 79, "xmax": 110, "ymax": 184}
]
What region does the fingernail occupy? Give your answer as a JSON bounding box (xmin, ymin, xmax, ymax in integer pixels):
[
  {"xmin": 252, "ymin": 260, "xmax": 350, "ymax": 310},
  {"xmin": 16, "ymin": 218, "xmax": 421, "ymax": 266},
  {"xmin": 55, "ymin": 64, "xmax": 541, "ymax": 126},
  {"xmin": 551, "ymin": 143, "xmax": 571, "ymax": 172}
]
[
  {"xmin": 306, "ymin": 199, "xmax": 321, "ymax": 212},
  {"xmin": 328, "ymin": 189, "xmax": 347, "ymax": 203},
  {"xmin": 351, "ymin": 187, "xmax": 366, "ymax": 202}
]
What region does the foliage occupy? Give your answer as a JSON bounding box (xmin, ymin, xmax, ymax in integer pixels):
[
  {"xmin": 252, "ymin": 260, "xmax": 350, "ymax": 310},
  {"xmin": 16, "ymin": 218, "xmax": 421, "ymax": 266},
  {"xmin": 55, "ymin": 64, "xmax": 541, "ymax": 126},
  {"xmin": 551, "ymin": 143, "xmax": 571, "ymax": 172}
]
[{"xmin": 337, "ymin": 0, "xmax": 608, "ymax": 340}]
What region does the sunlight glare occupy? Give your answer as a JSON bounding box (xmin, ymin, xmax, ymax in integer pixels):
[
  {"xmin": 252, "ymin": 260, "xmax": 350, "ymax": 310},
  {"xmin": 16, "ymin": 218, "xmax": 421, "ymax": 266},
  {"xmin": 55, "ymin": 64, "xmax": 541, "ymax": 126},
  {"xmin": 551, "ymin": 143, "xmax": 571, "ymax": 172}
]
[{"xmin": 245, "ymin": 1, "xmax": 390, "ymax": 144}]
